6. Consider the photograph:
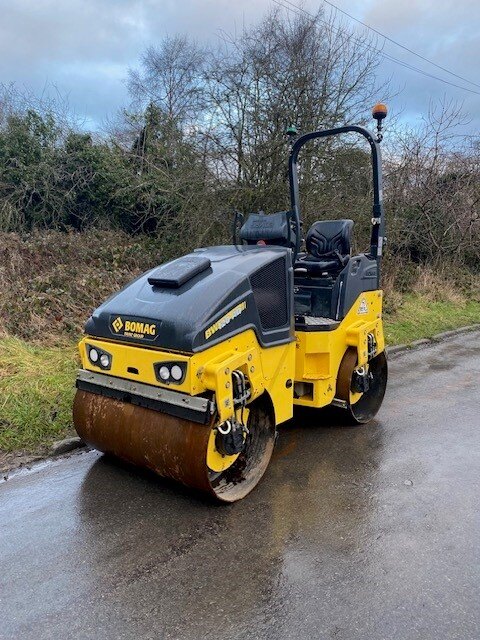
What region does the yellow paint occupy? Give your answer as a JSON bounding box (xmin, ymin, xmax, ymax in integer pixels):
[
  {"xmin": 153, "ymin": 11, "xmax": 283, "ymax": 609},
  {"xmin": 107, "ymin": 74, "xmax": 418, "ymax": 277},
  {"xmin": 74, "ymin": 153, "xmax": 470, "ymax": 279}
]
[
  {"xmin": 78, "ymin": 338, "xmax": 192, "ymax": 393},
  {"xmin": 293, "ymin": 290, "xmax": 384, "ymax": 408},
  {"xmin": 79, "ymin": 290, "xmax": 384, "ymax": 425},
  {"xmin": 79, "ymin": 329, "xmax": 295, "ymax": 425}
]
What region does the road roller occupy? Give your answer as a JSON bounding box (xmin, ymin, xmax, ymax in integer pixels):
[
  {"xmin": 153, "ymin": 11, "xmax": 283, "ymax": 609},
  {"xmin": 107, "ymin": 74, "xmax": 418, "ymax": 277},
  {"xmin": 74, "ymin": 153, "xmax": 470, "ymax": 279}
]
[{"xmin": 73, "ymin": 105, "xmax": 389, "ymax": 502}]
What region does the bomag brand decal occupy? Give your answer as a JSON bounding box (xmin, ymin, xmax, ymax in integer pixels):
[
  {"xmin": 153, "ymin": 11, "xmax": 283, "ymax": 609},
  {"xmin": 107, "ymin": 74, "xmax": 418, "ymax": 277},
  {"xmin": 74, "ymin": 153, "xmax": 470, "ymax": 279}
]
[
  {"xmin": 205, "ymin": 301, "xmax": 247, "ymax": 340},
  {"xmin": 110, "ymin": 316, "xmax": 157, "ymax": 340},
  {"xmin": 112, "ymin": 317, "xmax": 124, "ymax": 333}
]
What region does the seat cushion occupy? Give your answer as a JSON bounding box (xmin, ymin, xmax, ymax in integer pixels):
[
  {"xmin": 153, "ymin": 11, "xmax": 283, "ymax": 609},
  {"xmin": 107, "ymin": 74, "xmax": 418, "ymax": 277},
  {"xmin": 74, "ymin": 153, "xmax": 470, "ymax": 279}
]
[
  {"xmin": 295, "ymin": 255, "xmax": 339, "ymax": 273},
  {"xmin": 294, "ymin": 219, "xmax": 353, "ymax": 275}
]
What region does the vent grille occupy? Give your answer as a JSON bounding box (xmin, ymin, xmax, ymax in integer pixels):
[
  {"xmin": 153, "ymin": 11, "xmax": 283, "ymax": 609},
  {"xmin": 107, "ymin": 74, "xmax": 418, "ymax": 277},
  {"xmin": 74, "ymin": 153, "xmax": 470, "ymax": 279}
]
[{"xmin": 250, "ymin": 257, "xmax": 288, "ymax": 330}]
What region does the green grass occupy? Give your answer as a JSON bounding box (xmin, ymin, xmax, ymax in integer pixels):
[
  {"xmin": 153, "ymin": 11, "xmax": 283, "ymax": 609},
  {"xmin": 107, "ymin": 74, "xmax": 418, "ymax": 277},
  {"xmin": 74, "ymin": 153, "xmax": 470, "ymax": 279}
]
[
  {"xmin": 0, "ymin": 337, "xmax": 78, "ymax": 453},
  {"xmin": 385, "ymin": 295, "xmax": 480, "ymax": 345},
  {"xmin": 0, "ymin": 295, "xmax": 479, "ymax": 455}
]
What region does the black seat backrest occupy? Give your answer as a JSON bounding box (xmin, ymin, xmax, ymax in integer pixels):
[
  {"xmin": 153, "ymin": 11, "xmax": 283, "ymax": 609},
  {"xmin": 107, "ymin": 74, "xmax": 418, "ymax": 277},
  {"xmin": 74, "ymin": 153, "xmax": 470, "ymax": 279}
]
[
  {"xmin": 240, "ymin": 211, "xmax": 292, "ymax": 246},
  {"xmin": 306, "ymin": 219, "xmax": 354, "ymax": 259}
]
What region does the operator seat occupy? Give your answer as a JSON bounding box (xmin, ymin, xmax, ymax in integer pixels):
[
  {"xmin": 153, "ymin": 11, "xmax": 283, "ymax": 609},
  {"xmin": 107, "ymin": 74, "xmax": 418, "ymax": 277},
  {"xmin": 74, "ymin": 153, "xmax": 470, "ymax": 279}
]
[{"xmin": 295, "ymin": 219, "xmax": 354, "ymax": 276}]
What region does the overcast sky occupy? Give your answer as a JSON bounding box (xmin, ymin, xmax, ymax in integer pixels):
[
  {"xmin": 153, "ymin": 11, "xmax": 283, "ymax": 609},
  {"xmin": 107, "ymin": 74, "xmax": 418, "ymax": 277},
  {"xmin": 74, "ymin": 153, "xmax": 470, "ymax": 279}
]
[{"xmin": 0, "ymin": 0, "xmax": 479, "ymax": 134}]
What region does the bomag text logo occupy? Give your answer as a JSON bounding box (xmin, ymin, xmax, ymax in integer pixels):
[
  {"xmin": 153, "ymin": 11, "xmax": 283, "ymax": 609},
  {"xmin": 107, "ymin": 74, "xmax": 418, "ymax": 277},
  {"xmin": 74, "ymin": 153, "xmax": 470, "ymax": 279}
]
[
  {"xmin": 110, "ymin": 316, "xmax": 157, "ymax": 340},
  {"xmin": 205, "ymin": 301, "xmax": 247, "ymax": 340},
  {"xmin": 112, "ymin": 317, "xmax": 124, "ymax": 333}
]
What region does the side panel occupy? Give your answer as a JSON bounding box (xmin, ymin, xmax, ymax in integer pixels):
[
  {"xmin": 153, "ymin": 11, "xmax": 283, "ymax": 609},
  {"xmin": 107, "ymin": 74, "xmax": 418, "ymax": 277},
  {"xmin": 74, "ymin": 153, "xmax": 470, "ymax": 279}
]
[
  {"xmin": 294, "ymin": 290, "xmax": 385, "ymax": 408},
  {"xmin": 331, "ymin": 254, "xmax": 378, "ymax": 320}
]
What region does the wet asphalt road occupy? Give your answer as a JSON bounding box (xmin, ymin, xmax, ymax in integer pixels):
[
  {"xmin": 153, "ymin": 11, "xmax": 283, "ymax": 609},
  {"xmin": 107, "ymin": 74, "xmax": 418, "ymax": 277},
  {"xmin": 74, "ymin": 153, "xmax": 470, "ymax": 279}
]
[{"xmin": 1, "ymin": 333, "xmax": 479, "ymax": 640}]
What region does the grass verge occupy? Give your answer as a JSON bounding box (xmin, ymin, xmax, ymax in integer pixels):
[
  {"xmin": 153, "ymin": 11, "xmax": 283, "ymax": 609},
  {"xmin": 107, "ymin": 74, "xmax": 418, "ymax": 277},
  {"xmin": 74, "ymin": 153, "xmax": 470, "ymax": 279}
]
[
  {"xmin": 384, "ymin": 295, "xmax": 480, "ymax": 345},
  {"xmin": 0, "ymin": 294, "xmax": 479, "ymax": 456},
  {"xmin": 0, "ymin": 337, "xmax": 78, "ymax": 454}
]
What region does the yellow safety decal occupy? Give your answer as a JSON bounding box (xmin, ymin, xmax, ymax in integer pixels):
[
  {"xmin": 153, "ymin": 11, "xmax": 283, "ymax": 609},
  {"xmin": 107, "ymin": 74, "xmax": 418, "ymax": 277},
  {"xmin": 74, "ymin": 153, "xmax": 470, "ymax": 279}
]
[{"xmin": 205, "ymin": 301, "xmax": 247, "ymax": 339}]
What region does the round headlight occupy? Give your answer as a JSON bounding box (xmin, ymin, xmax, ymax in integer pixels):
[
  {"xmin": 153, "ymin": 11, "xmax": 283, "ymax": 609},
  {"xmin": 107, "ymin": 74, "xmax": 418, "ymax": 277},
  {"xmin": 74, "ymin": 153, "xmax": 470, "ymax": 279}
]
[
  {"xmin": 100, "ymin": 354, "xmax": 110, "ymax": 368},
  {"xmin": 170, "ymin": 365, "xmax": 183, "ymax": 381},
  {"xmin": 159, "ymin": 366, "xmax": 170, "ymax": 381},
  {"xmin": 89, "ymin": 348, "xmax": 99, "ymax": 363}
]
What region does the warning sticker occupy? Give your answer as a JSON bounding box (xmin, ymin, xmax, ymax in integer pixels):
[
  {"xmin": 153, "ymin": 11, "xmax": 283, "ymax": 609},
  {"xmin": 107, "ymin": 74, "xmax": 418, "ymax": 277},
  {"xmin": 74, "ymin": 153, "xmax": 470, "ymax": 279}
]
[{"xmin": 357, "ymin": 298, "xmax": 369, "ymax": 315}]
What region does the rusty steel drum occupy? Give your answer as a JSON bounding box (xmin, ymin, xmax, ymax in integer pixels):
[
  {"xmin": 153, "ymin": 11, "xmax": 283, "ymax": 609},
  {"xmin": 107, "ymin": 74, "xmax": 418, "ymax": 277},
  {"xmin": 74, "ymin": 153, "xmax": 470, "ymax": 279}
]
[{"xmin": 73, "ymin": 390, "xmax": 275, "ymax": 502}]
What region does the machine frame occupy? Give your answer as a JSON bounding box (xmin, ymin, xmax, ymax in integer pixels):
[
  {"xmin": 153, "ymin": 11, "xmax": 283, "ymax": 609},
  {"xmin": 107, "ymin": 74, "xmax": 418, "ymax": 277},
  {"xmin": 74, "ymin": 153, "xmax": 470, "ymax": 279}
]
[{"xmin": 74, "ymin": 106, "xmax": 389, "ymax": 502}]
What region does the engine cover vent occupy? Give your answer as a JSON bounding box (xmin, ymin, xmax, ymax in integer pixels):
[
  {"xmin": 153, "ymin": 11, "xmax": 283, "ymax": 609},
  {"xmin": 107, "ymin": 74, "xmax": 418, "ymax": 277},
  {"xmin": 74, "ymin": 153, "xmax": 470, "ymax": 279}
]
[{"xmin": 250, "ymin": 257, "xmax": 288, "ymax": 330}]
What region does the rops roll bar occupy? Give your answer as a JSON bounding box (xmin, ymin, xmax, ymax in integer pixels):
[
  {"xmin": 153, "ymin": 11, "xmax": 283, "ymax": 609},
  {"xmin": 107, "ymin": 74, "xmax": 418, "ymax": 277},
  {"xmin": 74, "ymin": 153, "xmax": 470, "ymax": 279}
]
[{"xmin": 287, "ymin": 107, "xmax": 387, "ymax": 284}]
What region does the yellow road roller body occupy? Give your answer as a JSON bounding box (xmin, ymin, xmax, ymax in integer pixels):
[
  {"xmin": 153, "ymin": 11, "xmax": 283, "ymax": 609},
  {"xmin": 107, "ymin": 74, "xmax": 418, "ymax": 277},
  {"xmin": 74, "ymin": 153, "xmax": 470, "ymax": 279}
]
[
  {"xmin": 77, "ymin": 327, "xmax": 296, "ymax": 425},
  {"xmin": 74, "ymin": 109, "xmax": 389, "ymax": 502}
]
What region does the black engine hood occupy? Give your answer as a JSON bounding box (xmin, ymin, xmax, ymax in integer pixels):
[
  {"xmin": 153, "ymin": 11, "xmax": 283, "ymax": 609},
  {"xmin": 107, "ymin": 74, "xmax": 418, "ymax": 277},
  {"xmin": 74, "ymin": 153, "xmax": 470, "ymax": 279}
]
[{"xmin": 85, "ymin": 245, "xmax": 294, "ymax": 353}]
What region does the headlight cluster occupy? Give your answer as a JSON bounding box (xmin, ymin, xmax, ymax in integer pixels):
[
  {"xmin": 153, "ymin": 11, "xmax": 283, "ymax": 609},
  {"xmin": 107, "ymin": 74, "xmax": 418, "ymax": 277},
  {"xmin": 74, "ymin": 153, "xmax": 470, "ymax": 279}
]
[
  {"xmin": 154, "ymin": 361, "xmax": 187, "ymax": 384},
  {"xmin": 87, "ymin": 344, "xmax": 112, "ymax": 370}
]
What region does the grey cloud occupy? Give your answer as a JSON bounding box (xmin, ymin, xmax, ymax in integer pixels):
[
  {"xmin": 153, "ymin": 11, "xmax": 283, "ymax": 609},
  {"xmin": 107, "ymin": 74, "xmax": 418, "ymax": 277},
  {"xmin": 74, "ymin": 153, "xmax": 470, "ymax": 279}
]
[
  {"xmin": 0, "ymin": 0, "xmax": 478, "ymax": 133},
  {"xmin": 0, "ymin": 0, "xmax": 269, "ymax": 127},
  {"xmin": 356, "ymin": 0, "xmax": 480, "ymax": 130}
]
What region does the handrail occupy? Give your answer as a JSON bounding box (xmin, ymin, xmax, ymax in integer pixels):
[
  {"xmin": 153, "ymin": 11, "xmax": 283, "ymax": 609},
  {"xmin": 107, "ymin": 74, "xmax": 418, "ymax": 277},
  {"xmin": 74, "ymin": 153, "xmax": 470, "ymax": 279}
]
[{"xmin": 288, "ymin": 125, "xmax": 385, "ymax": 286}]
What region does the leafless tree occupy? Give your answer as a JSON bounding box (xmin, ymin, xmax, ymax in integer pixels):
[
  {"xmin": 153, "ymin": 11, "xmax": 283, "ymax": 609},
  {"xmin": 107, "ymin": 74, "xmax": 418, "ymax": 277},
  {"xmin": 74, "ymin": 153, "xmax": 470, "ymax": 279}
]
[
  {"xmin": 385, "ymin": 98, "xmax": 480, "ymax": 271},
  {"xmin": 202, "ymin": 7, "xmax": 389, "ymax": 219},
  {"xmin": 128, "ymin": 35, "xmax": 206, "ymax": 126}
]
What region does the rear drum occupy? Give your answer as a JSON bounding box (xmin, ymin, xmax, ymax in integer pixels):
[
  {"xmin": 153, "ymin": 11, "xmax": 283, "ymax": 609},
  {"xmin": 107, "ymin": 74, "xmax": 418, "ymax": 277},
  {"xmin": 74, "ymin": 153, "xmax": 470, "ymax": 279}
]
[{"xmin": 336, "ymin": 348, "xmax": 388, "ymax": 424}]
